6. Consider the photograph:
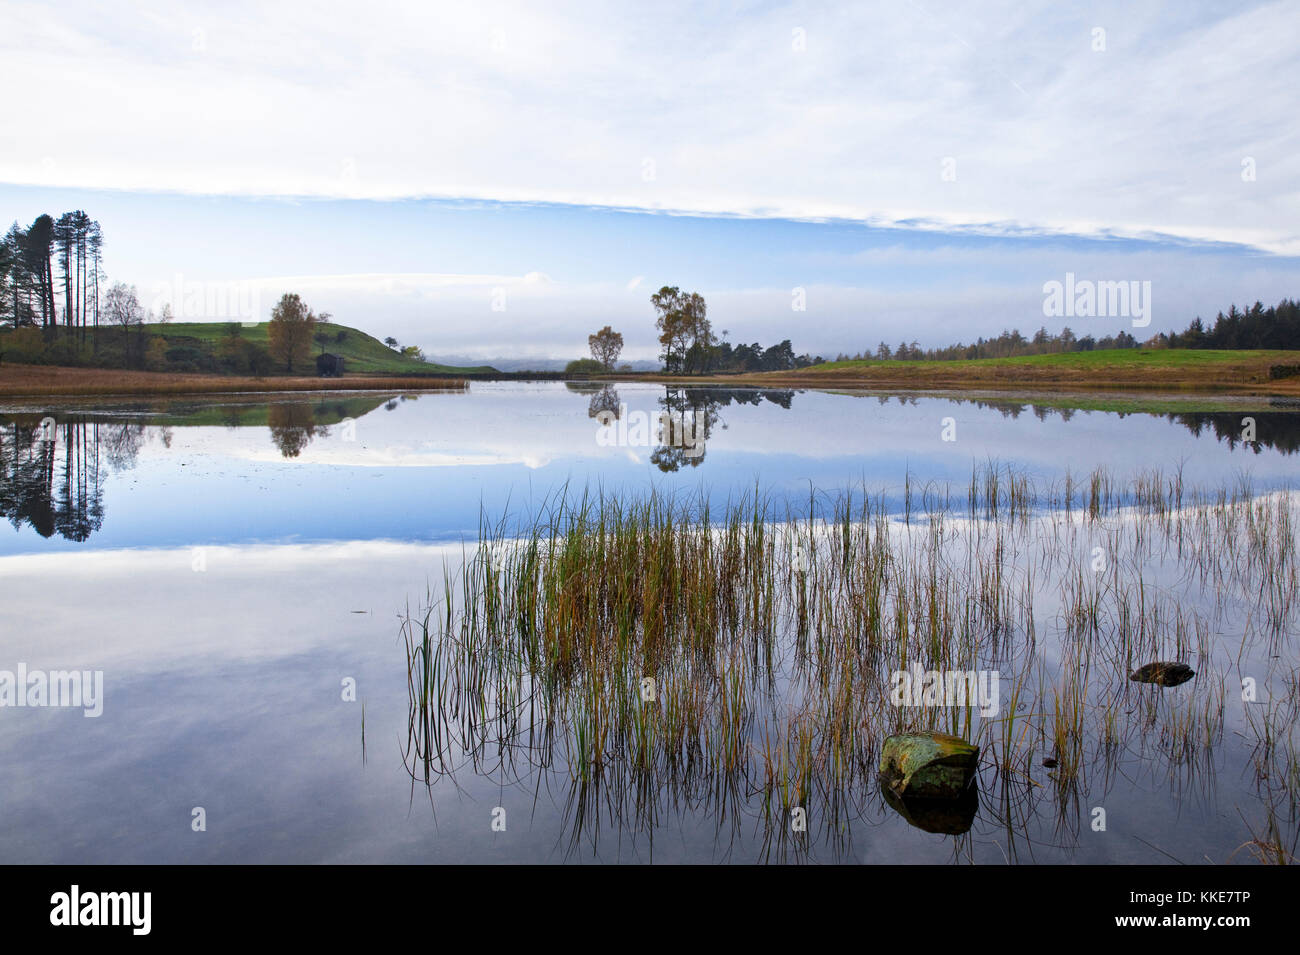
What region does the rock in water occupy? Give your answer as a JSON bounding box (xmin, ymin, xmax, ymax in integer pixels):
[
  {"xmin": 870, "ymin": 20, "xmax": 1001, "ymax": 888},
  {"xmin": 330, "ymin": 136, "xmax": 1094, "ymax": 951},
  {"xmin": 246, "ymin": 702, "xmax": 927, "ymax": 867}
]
[
  {"xmin": 1130, "ymin": 662, "xmax": 1195, "ymax": 687},
  {"xmin": 879, "ymin": 732, "xmax": 979, "ymax": 800}
]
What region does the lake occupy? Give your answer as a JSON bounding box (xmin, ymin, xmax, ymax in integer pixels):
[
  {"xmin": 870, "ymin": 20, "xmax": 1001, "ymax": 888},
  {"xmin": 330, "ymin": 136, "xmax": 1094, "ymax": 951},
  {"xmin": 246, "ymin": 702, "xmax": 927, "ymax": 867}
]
[{"xmin": 1, "ymin": 381, "xmax": 1297, "ymax": 863}]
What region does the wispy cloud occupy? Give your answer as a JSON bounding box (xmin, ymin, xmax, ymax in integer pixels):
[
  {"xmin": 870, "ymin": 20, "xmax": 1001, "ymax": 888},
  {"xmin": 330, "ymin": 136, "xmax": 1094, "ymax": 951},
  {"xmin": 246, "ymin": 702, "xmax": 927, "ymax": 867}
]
[{"xmin": 2, "ymin": 0, "xmax": 1296, "ymax": 251}]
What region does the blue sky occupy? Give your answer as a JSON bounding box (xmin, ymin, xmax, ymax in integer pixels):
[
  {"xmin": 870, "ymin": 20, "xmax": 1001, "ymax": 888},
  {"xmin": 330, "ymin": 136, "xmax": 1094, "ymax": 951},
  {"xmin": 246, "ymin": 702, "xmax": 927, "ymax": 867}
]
[{"xmin": 2, "ymin": 1, "xmax": 1298, "ymax": 360}]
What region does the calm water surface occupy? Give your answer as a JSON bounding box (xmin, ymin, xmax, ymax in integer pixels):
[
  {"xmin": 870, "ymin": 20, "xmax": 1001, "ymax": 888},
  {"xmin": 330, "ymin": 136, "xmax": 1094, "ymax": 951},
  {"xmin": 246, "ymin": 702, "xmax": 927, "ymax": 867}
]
[{"xmin": 1, "ymin": 382, "xmax": 1297, "ymax": 862}]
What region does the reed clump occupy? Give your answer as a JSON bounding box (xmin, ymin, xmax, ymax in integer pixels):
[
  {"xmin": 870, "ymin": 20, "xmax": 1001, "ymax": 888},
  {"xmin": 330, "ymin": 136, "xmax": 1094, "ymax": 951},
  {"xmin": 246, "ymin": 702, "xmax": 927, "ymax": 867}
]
[{"xmin": 402, "ymin": 463, "xmax": 1300, "ymax": 856}]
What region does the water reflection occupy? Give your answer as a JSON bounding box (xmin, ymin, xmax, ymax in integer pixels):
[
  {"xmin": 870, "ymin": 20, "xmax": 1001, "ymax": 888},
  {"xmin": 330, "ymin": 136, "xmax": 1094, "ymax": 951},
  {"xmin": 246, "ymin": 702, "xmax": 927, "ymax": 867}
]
[
  {"xmin": 1, "ymin": 417, "xmax": 118, "ymax": 540},
  {"xmin": 585, "ymin": 384, "xmax": 620, "ymax": 422},
  {"xmin": 589, "ymin": 386, "xmax": 1300, "ymax": 462},
  {"xmin": 241, "ymin": 395, "xmax": 390, "ymax": 458},
  {"xmin": 3, "ymin": 386, "xmax": 1300, "ymax": 550},
  {"xmin": 268, "ymin": 403, "xmax": 328, "ymax": 458},
  {"xmin": 882, "ymin": 788, "xmax": 979, "ymax": 835},
  {"xmin": 0, "ymin": 395, "xmax": 393, "ymax": 541},
  {"xmin": 958, "ymin": 395, "xmax": 1300, "ymax": 455},
  {"xmin": 576, "ymin": 385, "xmax": 798, "ymax": 471},
  {"xmin": 1, "ymin": 451, "xmax": 1297, "ymax": 861},
  {"xmin": 395, "ymin": 469, "xmax": 1298, "ymax": 862},
  {"xmin": 1170, "ymin": 410, "xmax": 1300, "ymax": 454}
]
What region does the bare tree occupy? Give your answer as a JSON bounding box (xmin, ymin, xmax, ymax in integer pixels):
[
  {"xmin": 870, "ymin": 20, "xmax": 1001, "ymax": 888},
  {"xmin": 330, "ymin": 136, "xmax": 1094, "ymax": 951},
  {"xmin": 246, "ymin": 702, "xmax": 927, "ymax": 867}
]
[{"xmin": 103, "ymin": 283, "xmax": 145, "ymax": 366}]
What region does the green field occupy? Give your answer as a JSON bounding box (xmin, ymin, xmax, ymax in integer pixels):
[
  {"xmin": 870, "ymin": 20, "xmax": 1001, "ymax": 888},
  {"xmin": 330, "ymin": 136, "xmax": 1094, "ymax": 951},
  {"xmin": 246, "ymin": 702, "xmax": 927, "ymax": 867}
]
[
  {"xmin": 159, "ymin": 321, "xmax": 497, "ymax": 375},
  {"xmin": 720, "ymin": 347, "xmax": 1300, "ymax": 396}
]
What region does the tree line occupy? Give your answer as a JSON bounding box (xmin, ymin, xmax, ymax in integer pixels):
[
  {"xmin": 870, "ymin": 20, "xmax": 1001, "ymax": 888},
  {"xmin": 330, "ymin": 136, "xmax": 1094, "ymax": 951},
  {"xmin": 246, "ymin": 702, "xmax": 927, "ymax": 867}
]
[
  {"xmin": 833, "ymin": 298, "xmax": 1300, "ymax": 362},
  {"xmin": 577, "ymin": 288, "xmax": 826, "ymax": 376},
  {"xmin": 614, "ymin": 288, "xmax": 1300, "ymax": 370},
  {"xmin": 1, "ymin": 211, "xmax": 104, "ymax": 343},
  {"xmin": 836, "ymin": 327, "xmax": 1144, "ymax": 362},
  {"xmin": 650, "ymin": 286, "xmax": 825, "ymax": 373},
  {"xmin": 1162, "ymin": 299, "xmax": 1300, "ymax": 351},
  {"xmin": 0, "ymin": 209, "xmax": 164, "ymax": 365},
  {"xmin": 1, "ymin": 208, "xmax": 339, "ymax": 375}
]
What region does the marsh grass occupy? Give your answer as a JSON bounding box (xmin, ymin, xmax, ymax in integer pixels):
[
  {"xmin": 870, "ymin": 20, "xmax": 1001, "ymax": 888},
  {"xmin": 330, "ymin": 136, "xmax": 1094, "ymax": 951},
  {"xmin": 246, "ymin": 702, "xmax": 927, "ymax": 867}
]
[{"xmin": 401, "ymin": 463, "xmax": 1300, "ymax": 858}]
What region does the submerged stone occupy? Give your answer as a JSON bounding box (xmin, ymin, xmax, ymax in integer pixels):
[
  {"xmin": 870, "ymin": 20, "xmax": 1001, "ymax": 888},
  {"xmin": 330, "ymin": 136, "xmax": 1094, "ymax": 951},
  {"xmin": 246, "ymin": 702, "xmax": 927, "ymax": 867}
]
[
  {"xmin": 1130, "ymin": 661, "xmax": 1195, "ymax": 687},
  {"xmin": 879, "ymin": 731, "xmax": 979, "ymax": 800}
]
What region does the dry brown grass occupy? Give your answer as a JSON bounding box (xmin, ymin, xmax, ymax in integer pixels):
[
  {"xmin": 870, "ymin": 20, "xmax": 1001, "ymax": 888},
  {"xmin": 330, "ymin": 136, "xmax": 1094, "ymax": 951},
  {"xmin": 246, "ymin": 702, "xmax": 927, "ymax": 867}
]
[
  {"xmin": 647, "ymin": 351, "xmax": 1300, "ymax": 397},
  {"xmin": 0, "ymin": 364, "xmax": 467, "ymax": 397}
]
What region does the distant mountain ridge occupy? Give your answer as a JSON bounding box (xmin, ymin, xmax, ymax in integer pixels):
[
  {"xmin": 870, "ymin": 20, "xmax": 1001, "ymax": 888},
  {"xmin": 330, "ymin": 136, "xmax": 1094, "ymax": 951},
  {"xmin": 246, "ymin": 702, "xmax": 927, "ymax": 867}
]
[{"xmin": 424, "ymin": 354, "xmax": 661, "ymax": 373}]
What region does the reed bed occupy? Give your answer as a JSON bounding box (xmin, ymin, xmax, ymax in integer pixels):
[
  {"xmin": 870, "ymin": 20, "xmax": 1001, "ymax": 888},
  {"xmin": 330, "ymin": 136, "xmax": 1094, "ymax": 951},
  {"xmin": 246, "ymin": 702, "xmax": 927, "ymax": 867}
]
[{"xmin": 401, "ymin": 463, "xmax": 1300, "ymax": 858}]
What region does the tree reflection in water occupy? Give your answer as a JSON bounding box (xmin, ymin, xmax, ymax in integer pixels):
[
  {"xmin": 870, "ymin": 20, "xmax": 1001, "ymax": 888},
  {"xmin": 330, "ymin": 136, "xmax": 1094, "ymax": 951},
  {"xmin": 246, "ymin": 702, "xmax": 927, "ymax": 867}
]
[
  {"xmin": 650, "ymin": 386, "xmax": 795, "ymax": 472},
  {"xmin": 0, "ymin": 416, "xmax": 134, "ymax": 541},
  {"xmin": 0, "ymin": 395, "xmax": 393, "ymax": 542},
  {"xmin": 5, "ymin": 392, "xmax": 1298, "ymax": 544},
  {"xmin": 268, "ymin": 402, "xmax": 328, "ymax": 458}
]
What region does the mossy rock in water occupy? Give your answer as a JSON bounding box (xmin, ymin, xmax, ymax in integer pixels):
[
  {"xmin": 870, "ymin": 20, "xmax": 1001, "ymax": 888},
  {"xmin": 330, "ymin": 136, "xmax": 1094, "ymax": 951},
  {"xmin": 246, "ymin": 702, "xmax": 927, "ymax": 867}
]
[
  {"xmin": 879, "ymin": 732, "xmax": 979, "ymax": 800},
  {"xmin": 1130, "ymin": 661, "xmax": 1195, "ymax": 687}
]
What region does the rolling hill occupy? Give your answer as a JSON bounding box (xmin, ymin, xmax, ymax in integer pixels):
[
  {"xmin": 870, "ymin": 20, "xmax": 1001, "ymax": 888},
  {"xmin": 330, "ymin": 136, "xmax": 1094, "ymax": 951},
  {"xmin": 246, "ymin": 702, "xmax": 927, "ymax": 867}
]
[{"xmin": 159, "ymin": 321, "xmax": 498, "ymax": 375}]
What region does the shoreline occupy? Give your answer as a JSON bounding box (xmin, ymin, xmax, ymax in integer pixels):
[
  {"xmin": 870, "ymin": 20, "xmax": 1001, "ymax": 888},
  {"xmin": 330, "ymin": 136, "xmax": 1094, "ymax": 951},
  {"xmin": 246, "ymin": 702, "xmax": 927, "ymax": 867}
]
[
  {"xmin": 4, "ymin": 351, "xmax": 1300, "ymax": 405},
  {"xmin": 0, "ymin": 364, "xmax": 467, "ymax": 398},
  {"xmin": 639, "ymin": 373, "xmax": 1300, "ymax": 397},
  {"xmin": 626, "ymin": 349, "xmax": 1300, "ymax": 399}
]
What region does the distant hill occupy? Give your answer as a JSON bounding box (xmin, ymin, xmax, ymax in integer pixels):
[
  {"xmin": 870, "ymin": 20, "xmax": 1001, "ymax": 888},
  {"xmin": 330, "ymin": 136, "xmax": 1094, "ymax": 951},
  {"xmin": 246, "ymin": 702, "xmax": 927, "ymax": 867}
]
[
  {"xmin": 425, "ymin": 354, "xmax": 661, "ymax": 373},
  {"xmin": 161, "ymin": 322, "xmax": 499, "ymax": 375}
]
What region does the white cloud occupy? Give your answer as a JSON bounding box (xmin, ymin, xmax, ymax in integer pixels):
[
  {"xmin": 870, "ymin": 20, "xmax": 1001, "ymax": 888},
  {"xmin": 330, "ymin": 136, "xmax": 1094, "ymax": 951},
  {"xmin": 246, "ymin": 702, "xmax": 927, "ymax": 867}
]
[
  {"xmin": 1, "ymin": 0, "xmax": 1296, "ymax": 251},
  {"xmin": 180, "ymin": 241, "xmax": 1300, "ymax": 360}
]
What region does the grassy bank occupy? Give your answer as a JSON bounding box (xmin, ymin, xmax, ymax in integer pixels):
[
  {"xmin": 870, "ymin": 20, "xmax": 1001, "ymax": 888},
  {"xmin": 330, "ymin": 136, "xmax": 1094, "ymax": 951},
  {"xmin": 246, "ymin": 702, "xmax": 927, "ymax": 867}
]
[
  {"xmin": 648, "ymin": 349, "xmax": 1300, "ymax": 396},
  {"xmin": 0, "ymin": 320, "xmax": 497, "ymax": 378},
  {"xmin": 0, "ymin": 364, "xmax": 466, "ymax": 397}
]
